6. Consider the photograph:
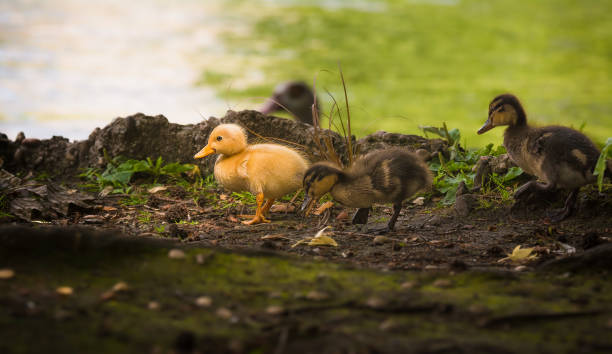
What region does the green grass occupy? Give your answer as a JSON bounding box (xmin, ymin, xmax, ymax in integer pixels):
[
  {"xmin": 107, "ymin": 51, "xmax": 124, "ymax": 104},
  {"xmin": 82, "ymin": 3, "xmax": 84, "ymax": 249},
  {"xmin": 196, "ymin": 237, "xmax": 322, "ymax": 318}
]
[{"xmin": 203, "ymin": 0, "xmax": 611, "ymax": 147}]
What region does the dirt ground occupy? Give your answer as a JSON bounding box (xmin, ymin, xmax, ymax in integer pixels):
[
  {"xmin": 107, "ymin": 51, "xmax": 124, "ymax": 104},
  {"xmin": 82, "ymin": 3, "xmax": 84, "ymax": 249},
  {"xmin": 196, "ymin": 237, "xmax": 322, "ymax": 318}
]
[{"xmin": 58, "ymin": 181, "xmax": 612, "ymax": 271}]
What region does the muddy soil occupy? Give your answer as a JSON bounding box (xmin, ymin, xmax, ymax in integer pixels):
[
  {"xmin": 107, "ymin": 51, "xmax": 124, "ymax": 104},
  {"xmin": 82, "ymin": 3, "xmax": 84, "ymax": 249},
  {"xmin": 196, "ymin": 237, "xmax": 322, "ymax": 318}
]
[
  {"xmin": 19, "ymin": 180, "xmax": 606, "ymax": 273},
  {"xmin": 1, "ymin": 111, "xmax": 611, "ymax": 353}
]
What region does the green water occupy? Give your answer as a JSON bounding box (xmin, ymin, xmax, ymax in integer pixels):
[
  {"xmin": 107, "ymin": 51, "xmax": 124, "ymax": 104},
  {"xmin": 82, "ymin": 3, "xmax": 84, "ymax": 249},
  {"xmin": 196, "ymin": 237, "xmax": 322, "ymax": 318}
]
[{"xmin": 202, "ymin": 0, "xmax": 612, "ymax": 147}]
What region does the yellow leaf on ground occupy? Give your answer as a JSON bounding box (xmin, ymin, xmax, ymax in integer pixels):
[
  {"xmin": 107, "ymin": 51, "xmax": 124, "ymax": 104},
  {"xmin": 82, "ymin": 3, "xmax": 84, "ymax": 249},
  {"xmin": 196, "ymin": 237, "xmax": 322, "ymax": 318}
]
[
  {"xmin": 308, "ymin": 235, "xmax": 338, "ymax": 247},
  {"xmin": 498, "ymin": 245, "xmax": 538, "ymax": 264},
  {"xmin": 291, "ymin": 239, "xmax": 310, "ymax": 248},
  {"xmin": 292, "ymin": 227, "xmax": 338, "ymax": 247}
]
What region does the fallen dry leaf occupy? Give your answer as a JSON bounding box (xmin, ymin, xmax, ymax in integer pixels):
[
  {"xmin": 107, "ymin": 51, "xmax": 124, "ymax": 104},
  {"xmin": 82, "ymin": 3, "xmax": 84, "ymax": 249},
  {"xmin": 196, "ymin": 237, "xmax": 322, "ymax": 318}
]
[
  {"xmin": 147, "ymin": 186, "xmax": 167, "ymax": 194},
  {"xmin": 412, "ymin": 197, "xmax": 425, "ymax": 206},
  {"xmin": 313, "ymin": 201, "xmax": 334, "ymax": 215},
  {"xmin": 291, "ymin": 227, "xmax": 338, "ymax": 248},
  {"xmin": 56, "ymin": 286, "xmax": 73, "ymax": 296},
  {"xmin": 308, "ymin": 235, "xmax": 338, "ymax": 247},
  {"xmin": 336, "ymin": 210, "xmax": 349, "ymax": 220},
  {"xmin": 0, "ymin": 269, "xmax": 15, "ymax": 279},
  {"xmin": 498, "ymin": 245, "xmax": 538, "ymax": 264}
]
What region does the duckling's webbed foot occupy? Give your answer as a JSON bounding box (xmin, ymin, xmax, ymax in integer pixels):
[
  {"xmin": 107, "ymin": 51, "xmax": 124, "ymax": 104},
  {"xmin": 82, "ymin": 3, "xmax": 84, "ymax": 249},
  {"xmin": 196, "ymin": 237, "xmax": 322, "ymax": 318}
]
[
  {"xmin": 242, "ymin": 193, "xmax": 271, "ymax": 225},
  {"xmin": 351, "ymin": 208, "xmax": 371, "ymax": 225},
  {"xmin": 548, "ymin": 189, "xmax": 578, "ymax": 223}
]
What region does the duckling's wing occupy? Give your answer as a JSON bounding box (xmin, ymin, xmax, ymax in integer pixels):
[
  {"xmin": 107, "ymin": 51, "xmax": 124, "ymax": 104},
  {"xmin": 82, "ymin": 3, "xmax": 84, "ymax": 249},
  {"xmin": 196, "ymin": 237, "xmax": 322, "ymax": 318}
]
[
  {"xmin": 532, "ymin": 127, "xmax": 599, "ymax": 166},
  {"xmin": 237, "ymin": 158, "xmax": 249, "ymax": 179}
]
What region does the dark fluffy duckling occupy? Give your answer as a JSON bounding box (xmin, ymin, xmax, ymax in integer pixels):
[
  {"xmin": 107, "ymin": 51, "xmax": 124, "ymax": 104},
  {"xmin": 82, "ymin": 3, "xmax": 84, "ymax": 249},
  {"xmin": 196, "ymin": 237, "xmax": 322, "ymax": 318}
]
[
  {"xmin": 260, "ymin": 81, "xmax": 319, "ymax": 126},
  {"xmin": 478, "ymin": 93, "xmax": 601, "ymax": 221},
  {"xmin": 300, "ymin": 149, "xmax": 432, "ymax": 233}
]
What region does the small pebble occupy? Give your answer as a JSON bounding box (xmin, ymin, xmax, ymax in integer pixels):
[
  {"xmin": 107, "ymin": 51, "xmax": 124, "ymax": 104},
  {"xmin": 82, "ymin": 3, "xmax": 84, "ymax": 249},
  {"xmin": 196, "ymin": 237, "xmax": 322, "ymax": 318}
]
[
  {"xmin": 168, "ymin": 249, "xmax": 186, "ymax": 259},
  {"xmin": 365, "ymin": 296, "xmax": 386, "ymax": 309},
  {"xmin": 379, "ymin": 318, "xmax": 398, "ymax": 331},
  {"xmin": 373, "ymin": 236, "xmax": 390, "ymax": 245},
  {"xmin": 400, "ymin": 281, "xmax": 416, "ymax": 289},
  {"xmin": 514, "ymin": 265, "xmax": 528, "ymax": 272},
  {"xmin": 56, "ymin": 286, "xmax": 73, "ymax": 296},
  {"xmin": 306, "ymin": 290, "xmax": 329, "ymax": 301},
  {"xmin": 82, "ymin": 215, "xmax": 104, "ymax": 224},
  {"xmin": 112, "ymin": 281, "xmax": 129, "ymax": 292},
  {"xmin": 468, "ymin": 304, "xmax": 490, "ymax": 315},
  {"xmin": 341, "ymin": 251, "xmax": 354, "ymax": 258},
  {"xmin": 148, "ymin": 301, "xmax": 160, "ymax": 310},
  {"xmin": 216, "ymin": 307, "xmax": 233, "ymax": 320},
  {"xmin": 195, "ymin": 296, "xmax": 212, "ymax": 307},
  {"xmin": 266, "ymin": 305, "xmax": 285, "ymax": 316},
  {"xmin": 432, "ymin": 279, "xmax": 453, "ymax": 288}
]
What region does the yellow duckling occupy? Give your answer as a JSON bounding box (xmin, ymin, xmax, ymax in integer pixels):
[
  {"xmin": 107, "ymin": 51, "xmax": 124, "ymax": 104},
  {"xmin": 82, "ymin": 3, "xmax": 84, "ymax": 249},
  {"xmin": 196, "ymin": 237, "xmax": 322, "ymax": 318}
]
[
  {"xmin": 194, "ymin": 123, "xmax": 309, "ymax": 225},
  {"xmin": 300, "ymin": 148, "xmax": 432, "ymax": 233}
]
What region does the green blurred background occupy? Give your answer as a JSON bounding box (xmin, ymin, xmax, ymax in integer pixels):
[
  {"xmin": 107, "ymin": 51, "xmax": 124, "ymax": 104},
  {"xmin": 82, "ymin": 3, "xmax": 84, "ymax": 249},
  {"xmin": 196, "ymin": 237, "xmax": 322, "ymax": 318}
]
[
  {"xmin": 202, "ymin": 0, "xmax": 611, "ymax": 147},
  {"xmin": 1, "ymin": 0, "xmax": 609, "ymax": 147}
]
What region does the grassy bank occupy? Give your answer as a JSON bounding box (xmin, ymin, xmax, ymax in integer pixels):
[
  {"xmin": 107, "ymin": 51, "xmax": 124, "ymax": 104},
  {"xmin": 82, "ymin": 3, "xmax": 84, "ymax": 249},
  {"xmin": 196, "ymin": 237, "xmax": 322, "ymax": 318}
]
[{"xmin": 201, "ymin": 0, "xmax": 611, "ymax": 147}]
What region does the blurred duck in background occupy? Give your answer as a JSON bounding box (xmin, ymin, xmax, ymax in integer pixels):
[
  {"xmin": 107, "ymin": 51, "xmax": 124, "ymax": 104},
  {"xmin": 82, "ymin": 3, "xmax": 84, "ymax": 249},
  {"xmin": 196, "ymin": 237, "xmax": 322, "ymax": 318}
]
[{"xmin": 260, "ymin": 81, "xmax": 319, "ymax": 126}]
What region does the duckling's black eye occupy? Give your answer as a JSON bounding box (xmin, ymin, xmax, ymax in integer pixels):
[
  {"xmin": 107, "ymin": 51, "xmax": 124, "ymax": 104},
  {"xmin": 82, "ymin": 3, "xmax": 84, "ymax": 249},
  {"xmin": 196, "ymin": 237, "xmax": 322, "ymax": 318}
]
[{"xmin": 216, "ymin": 136, "xmax": 223, "ymax": 141}]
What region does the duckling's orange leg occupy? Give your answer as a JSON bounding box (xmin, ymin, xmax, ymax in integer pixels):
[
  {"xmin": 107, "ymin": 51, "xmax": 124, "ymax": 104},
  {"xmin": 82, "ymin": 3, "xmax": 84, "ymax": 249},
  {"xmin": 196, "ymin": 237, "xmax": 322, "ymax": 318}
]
[
  {"xmin": 238, "ymin": 198, "xmax": 274, "ymax": 219},
  {"xmin": 242, "ymin": 193, "xmax": 271, "ymax": 225},
  {"xmin": 261, "ymin": 198, "xmax": 275, "ymax": 217}
]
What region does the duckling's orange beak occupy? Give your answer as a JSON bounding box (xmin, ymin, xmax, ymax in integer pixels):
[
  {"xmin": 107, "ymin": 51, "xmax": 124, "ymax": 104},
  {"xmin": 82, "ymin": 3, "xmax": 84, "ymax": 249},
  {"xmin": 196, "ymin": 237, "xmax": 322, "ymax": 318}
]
[
  {"xmin": 477, "ymin": 118, "xmax": 494, "ymax": 135},
  {"xmin": 194, "ymin": 145, "xmax": 215, "ymax": 159}
]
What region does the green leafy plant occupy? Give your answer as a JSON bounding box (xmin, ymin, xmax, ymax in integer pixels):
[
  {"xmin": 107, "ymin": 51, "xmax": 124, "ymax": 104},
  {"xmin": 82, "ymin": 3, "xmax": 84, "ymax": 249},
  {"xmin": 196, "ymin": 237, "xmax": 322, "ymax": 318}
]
[
  {"xmin": 423, "ymin": 125, "xmax": 523, "ymax": 205},
  {"xmin": 138, "ymin": 211, "xmax": 152, "ymax": 223},
  {"xmin": 593, "ymin": 137, "xmax": 612, "ymax": 192},
  {"xmin": 79, "ymin": 154, "xmax": 199, "ymax": 195}
]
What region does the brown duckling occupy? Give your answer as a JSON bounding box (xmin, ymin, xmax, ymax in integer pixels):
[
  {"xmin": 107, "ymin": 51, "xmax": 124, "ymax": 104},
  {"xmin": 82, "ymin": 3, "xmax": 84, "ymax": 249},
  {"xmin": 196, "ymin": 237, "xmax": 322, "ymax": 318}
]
[
  {"xmin": 260, "ymin": 81, "xmax": 319, "ymax": 126},
  {"xmin": 194, "ymin": 124, "xmax": 309, "ymax": 225},
  {"xmin": 478, "ymin": 93, "xmax": 602, "ymax": 221},
  {"xmin": 300, "ymin": 148, "xmax": 432, "ymax": 233}
]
